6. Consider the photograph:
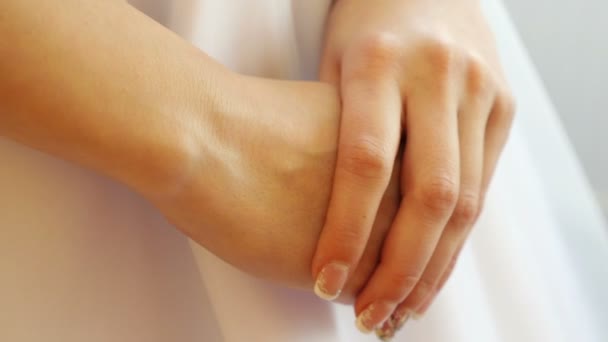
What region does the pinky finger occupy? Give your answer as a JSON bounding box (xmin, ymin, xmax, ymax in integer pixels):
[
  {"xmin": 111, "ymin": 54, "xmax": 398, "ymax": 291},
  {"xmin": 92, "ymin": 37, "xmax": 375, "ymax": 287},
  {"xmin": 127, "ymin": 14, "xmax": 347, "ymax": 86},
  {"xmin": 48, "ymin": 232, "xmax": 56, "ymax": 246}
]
[
  {"xmin": 481, "ymin": 92, "xmax": 516, "ymax": 192},
  {"xmin": 415, "ymin": 243, "xmax": 463, "ymax": 318},
  {"xmin": 377, "ymin": 242, "xmax": 463, "ymax": 341}
]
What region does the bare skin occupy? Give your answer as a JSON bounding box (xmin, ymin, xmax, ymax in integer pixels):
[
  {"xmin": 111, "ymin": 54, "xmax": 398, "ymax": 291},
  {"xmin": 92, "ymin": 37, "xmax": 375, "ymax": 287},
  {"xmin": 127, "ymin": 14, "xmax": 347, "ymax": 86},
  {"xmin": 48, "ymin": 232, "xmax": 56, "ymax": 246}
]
[
  {"xmin": 0, "ymin": 0, "xmax": 395, "ymax": 303},
  {"xmin": 0, "ymin": 1, "xmax": 515, "ymax": 339},
  {"xmin": 314, "ymin": 0, "xmax": 515, "ymax": 335}
]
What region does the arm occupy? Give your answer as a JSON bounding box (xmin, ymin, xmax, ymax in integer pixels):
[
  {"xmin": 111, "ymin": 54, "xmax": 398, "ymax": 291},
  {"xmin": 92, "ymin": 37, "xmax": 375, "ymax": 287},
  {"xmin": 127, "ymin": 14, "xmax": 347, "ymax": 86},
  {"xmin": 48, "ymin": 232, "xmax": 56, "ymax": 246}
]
[
  {"xmin": 0, "ymin": 0, "xmax": 230, "ymax": 195},
  {"xmin": 0, "ymin": 0, "xmax": 401, "ymax": 303}
]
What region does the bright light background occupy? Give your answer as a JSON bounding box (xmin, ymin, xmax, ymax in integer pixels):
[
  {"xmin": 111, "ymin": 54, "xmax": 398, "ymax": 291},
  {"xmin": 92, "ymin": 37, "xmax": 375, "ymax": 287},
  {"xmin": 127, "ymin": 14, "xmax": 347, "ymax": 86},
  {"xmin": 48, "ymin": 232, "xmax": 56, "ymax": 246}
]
[{"xmin": 504, "ymin": 0, "xmax": 608, "ymax": 218}]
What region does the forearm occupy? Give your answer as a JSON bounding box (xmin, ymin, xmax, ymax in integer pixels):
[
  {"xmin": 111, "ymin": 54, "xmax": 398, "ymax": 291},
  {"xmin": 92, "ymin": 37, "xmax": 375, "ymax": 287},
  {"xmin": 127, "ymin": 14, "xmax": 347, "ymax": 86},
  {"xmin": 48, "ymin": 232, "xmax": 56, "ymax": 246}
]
[{"xmin": 0, "ymin": 0, "xmax": 232, "ymax": 194}]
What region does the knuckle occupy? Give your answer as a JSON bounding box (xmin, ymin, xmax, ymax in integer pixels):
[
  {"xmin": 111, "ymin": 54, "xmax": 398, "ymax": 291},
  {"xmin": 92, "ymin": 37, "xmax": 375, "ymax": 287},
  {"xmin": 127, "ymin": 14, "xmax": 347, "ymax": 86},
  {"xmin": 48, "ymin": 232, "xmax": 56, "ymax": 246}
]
[
  {"xmin": 495, "ymin": 90, "xmax": 517, "ymax": 123},
  {"xmin": 341, "ymin": 138, "xmax": 391, "ymax": 181},
  {"xmin": 355, "ymin": 32, "xmax": 401, "ymax": 68},
  {"xmin": 345, "ymin": 33, "xmax": 401, "ymax": 81},
  {"xmin": 465, "ymin": 55, "xmax": 491, "ymax": 95},
  {"xmin": 451, "ymin": 193, "xmax": 480, "ymax": 226},
  {"xmin": 417, "ymin": 177, "xmax": 459, "ymax": 214},
  {"xmin": 331, "ymin": 222, "xmax": 368, "ymax": 252},
  {"xmin": 413, "ymin": 279, "xmax": 435, "ymax": 299},
  {"xmin": 420, "ymin": 36, "xmax": 457, "ymax": 76}
]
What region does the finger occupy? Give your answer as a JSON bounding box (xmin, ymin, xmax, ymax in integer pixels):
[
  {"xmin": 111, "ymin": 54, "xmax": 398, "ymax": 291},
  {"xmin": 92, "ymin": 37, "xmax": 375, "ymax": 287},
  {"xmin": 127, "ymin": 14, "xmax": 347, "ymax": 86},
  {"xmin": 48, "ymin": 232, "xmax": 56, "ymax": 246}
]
[
  {"xmin": 401, "ymin": 89, "xmax": 514, "ymax": 321},
  {"xmin": 319, "ymin": 53, "xmax": 340, "ymax": 85},
  {"xmin": 378, "ymin": 236, "xmax": 461, "ymax": 338},
  {"xmin": 411, "ymin": 90, "xmax": 515, "ymax": 317},
  {"xmin": 481, "ymin": 91, "xmax": 515, "ymax": 192},
  {"xmin": 353, "ymin": 88, "xmax": 460, "ymax": 332},
  {"xmin": 392, "ymin": 89, "xmax": 493, "ymax": 319},
  {"xmin": 312, "ymin": 46, "xmax": 402, "ymax": 301},
  {"xmin": 435, "ymin": 243, "xmax": 464, "ymax": 295},
  {"xmin": 408, "ymin": 91, "xmax": 515, "ymax": 316},
  {"xmin": 413, "ymin": 287, "xmax": 436, "ymax": 318},
  {"xmin": 386, "ymin": 244, "xmax": 461, "ymax": 331},
  {"xmin": 414, "ymin": 243, "xmax": 464, "ymax": 319}
]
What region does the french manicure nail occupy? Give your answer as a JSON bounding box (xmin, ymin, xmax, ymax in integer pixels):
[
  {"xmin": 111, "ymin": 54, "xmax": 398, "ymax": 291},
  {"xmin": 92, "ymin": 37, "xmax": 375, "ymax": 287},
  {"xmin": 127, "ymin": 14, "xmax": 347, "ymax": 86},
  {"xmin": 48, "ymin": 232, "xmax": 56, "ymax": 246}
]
[
  {"xmin": 356, "ymin": 302, "xmax": 393, "ymax": 334},
  {"xmin": 375, "ymin": 310, "xmax": 410, "ymax": 340},
  {"xmin": 375, "ymin": 319, "xmax": 396, "ymax": 341},
  {"xmin": 314, "ymin": 262, "xmax": 349, "ymax": 301},
  {"xmin": 391, "ymin": 311, "xmax": 411, "ymax": 331},
  {"xmin": 356, "ymin": 305, "xmax": 376, "ymax": 334}
]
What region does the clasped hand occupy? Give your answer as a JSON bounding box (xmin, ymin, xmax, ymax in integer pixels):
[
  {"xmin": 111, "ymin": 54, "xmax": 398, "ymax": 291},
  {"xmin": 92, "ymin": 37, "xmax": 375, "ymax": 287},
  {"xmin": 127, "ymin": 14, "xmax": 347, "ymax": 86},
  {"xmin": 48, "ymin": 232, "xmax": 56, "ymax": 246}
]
[
  {"xmin": 145, "ymin": 0, "xmax": 514, "ymax": 339},
  {"xmin": 313, "ymin": 0, "xmax": 515, "ymax": 335}
]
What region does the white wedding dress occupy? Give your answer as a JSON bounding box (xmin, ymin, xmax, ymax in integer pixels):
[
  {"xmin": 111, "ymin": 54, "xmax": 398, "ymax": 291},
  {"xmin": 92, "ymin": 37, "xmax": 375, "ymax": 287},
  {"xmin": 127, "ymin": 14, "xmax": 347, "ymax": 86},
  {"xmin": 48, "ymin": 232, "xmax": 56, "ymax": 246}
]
[{"xmin": 1, "ymin": 1, "xmax": 607, "ymax": 341}]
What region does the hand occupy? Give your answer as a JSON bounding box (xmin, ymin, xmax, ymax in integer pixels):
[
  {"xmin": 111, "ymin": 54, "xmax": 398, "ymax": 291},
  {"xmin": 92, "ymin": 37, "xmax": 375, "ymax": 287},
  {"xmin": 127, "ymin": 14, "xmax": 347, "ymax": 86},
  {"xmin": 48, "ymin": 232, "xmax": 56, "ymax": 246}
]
[
  {"xmin": 141, "ymin": 75, "xmax": 401, "ymax": 303},
  {"xmin": 311, "ymin": 0, "xmax": 515, "ymax": 334}
]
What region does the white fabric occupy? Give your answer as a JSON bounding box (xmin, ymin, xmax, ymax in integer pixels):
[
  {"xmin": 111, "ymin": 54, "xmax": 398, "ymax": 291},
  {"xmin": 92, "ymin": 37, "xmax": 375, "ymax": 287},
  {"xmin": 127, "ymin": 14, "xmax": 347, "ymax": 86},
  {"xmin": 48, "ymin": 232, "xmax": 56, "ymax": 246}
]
[{"xmin": 1, "ymin": 1, "xmax": 607, "ymax": 341}]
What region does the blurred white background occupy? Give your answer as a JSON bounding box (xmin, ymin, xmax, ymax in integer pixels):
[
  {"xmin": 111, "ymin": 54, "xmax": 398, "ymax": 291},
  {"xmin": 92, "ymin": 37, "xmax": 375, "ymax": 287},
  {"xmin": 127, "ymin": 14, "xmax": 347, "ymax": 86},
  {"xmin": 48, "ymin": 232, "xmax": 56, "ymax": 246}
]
[{"xmin": 504, "ymin": 0, "xmax": 608, "ymax": 218}]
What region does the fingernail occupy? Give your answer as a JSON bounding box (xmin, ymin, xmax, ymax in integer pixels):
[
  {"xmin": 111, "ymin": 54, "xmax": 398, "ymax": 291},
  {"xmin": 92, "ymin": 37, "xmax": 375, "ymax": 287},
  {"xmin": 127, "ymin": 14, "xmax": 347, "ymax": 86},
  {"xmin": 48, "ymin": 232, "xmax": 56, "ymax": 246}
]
[
  {"xmin": 375, "ymin": 319, "xmax": 396, "ymax": 341},
  {"xmin": 356, "ymin": 302, "xmax": 393, "ymax": 334},
  {"xmin": 314, "ymin": 262, "xmax": 349, "ymax": 301},
  {"xmin": 391, "ymin": 311, "xmax": 411, "ymax": 331},
  {"xmin": 356, "ymin": 305, "xmax": 375, "ymax": 334},
  {"xmin": 375, "ymin": 310, "xmax": 410, "ymax": 340}
]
